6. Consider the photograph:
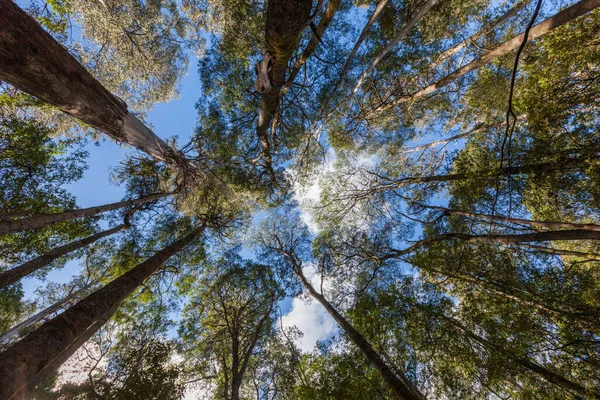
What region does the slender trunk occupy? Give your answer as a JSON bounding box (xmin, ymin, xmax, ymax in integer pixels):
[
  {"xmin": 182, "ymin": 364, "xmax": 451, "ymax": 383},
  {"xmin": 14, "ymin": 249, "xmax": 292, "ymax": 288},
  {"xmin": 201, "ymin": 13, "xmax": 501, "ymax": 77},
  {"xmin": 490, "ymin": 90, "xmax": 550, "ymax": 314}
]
[
  {"xmin": 282, "ymin": 0, "xmax": 342, "ymax": 94},
  {"xmin": 441, "ymin": 315, "xmax": 599, "ymax": 398},
  {"xmin": 352, "ymin": 0, "xmax": 443, "ymax": 95},
  {"xmin": 0, "ymin": 193, "xmax": 167, "ymax": 235},
  {"xmin": 433, "ymin": 270, "xmax": 600, "ymax": 328},
  {"xmin": 384, "ymin": 229, "xmax": 600, "ymax": 260},
  {"xmin": 426, "ymin": 204, "xmax": 600, "ymax": 232},
  {"xmin": 372, "ymin": 154, "xmax": 598, "ymax": 193},
  {"xmin": 288, "ymin": 255, "xmax": 424, "ymax": 400},
  {"xmin": 401, "ymin": 121, "xmax": 503, "ymax": 154},
  {"xmin": 255, "ymin": 0, "xmax": 313, "ymax": 167},
  {"xmin": 322, "ymin": 0, "xmax": 389, "ymax": 111},
  {"xmin": 0, "ymin": 224, "xmax": 127, "ymax": 289},
  {"xmin": 0, "ymin": 0, "xmax": 189, "ymax": 170},
  {"xmin": 0, "ymin": 224, "xmax": 205, "ymax": 399},
  {"xmin": 519, "ymin": 243, "xmax": 600, "ymax": 261},
  {"xmin": 378, "ymin": 0, "xmax": 600, "ymax": 110},
  {"xmin": 425, "ymin": 0, "xmax": 533, "ymax": 72},
  {"xmin": 0, "ymin": 287, "xmax": 83, "ymax": 344}
]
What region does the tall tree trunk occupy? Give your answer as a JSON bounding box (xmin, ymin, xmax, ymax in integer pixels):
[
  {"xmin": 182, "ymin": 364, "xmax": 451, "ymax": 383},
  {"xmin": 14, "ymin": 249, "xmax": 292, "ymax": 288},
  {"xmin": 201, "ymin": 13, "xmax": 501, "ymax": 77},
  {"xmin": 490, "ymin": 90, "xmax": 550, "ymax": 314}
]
[
  {"xmin": 371, "ymin": 154, "xmax": 599, "ymax": 193},
  {"xmin": 424, "ymin": 0, "xmax": 534, "ymax": 72},
  {"xmin": 351, "ymin": 0, "xmax": 443, "ymax": 95},
  {"xmin": 377, "ymin": 0, "xmax": 600, "ymax": 111},
  {"xmin": 423, "ymin": 204, "xmax": 600, "ymax": 232},
  {"xmin": 0, "ymin": 224, "xmax": 205, "ymax": 400},
  {"xmin": 287, "ymin": 253, "xmax": 424, "ymax": 400},
  {"xmin": 13, "ymin": 303, "xmax": 120, "ymax": 400},
  {"xmin": 383, "ymin": 229, "xmax": 600, "ymax": 260},
  {"xmin": 0, "ymin": 282, "xmax": 94, "ymax": 344},
  {"xmin": 0, "ymin": 193, "xmax": 167, "ymax": 235},
  {"xmin": 254, "ymin": 0, "xmax": 313, "ymax": 168},
  {"xmin": 322, "ymin": 0, "xmax": 389, "ymax": 111},
  {"xmin": 441, "ymin": 314, "xmax": 599, "ymax": 398},
  {"xmin": 0, "ymin": 224, "xmax": 127, "ymax": 289},
  {"xmin": 0, "ymin": 0, "xmax": 191, "ymax": 172},
  {"xmin": 400, "ymin": 121, "xmax": 503, "ymax": 154}
]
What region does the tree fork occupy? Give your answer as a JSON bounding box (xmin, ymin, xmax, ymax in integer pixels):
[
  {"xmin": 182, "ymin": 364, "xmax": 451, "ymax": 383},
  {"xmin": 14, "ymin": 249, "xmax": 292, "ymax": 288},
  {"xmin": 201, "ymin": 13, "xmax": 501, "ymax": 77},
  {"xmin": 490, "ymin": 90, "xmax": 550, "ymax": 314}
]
[
  {"xmin": 0, "ymin": 193, "xmax": 168, "ymax": 235},
  {"xmin": 0, "ymin": 224, "xmax": 205, "ymax": 399}
]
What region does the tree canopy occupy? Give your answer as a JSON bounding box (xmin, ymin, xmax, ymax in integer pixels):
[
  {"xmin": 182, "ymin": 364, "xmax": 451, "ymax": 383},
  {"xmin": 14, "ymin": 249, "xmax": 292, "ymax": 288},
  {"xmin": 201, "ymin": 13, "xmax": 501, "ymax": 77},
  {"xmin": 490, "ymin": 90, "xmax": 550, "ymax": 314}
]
[{"xmin": 1, "ymin": 0, "xmax": 600, "ymax": 398}]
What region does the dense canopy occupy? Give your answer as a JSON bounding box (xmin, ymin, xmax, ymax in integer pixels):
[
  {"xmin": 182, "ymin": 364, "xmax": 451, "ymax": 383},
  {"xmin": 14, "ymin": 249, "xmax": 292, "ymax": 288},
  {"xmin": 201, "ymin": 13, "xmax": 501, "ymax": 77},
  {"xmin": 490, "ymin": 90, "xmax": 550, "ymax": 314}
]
[{"xmin": 0, "ymin": 0, "xmax": 600, "ymax": 398}]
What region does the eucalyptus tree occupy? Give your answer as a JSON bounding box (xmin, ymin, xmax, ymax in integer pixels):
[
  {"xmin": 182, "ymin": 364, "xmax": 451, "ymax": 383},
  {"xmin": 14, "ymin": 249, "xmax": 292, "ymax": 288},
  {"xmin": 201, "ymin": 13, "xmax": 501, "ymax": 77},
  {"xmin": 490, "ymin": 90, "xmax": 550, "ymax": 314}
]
[
  {"xmin": 179, "ymin": 255, "xmax": 286, "ymax": 400},
  {"xmin": 254, "ymin": 211, "xmax": 425, "ymax": 400}
]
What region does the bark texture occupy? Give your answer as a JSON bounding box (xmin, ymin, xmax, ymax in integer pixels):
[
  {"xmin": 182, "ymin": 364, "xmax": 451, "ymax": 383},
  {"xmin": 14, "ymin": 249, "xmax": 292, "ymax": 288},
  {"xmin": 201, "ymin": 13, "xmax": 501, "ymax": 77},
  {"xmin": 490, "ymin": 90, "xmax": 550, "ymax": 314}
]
[
  {"xmin": 0, "ymin": 225, "xmax": 205, "ymax": 399},
  {"xmin": 288, "ymin": 255, "xmax": 424, "ymax": 400},
  {"xmin": 255, "ymin": 0, "xmax": 313, "ymax": 166},
  {"xmin": 380, "ymin": 0, "xmax": 600, "ymax": 110},
  {"xmin": 0, "ymin": 224, "xmax": 127, "ymax": 289},
  {"xmin": 0, "ymin": 0, "xmax": 188, "ymax": 167},
  {"xmin": 0, "ymin": 193, "xmax": 167, "ymax": 235}
]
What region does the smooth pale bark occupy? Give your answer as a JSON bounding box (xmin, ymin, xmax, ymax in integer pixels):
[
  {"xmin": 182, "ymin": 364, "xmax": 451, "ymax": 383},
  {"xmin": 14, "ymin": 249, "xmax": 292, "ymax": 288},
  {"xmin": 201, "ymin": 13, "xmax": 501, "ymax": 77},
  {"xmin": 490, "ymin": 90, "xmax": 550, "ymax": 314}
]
[
  {"xmin": 378, "ymin": 0, "xmax": 600, "ymax": 110},
  {"xmin": 0, "ymin": 0, "xmax": 188, "ymax": 169},
  {"xmin": 322, "ymin": 0, "xmax": 389, "ymax": 111},
  {"xmin": 351, "ymin": 0, "xmax": 443, "ymax": 95},
  {"xmin": 0, "ymin": 193, "xmax": 167, "ymax": 235},
  {"xmin": 369, "ymin": 154, "xmax": 598, "ymax": 194},
  {"xmin": 424, "ymin": 0, "xmax": 533, "ymax": 72},
  {"xmin": 255, "ymin": 0, "xmax": 313, "ymax": 168},
  {"xmin": 286, "ymin": 253, "xmax": 424, "ymax": 400},
  {"xmin": 383, "ymin": 229, "xmax": 600, "ymax": 261},
  {"xmin": 441, "ymin": 315, "xmax": 599, "ymax": 398},
  {"xmin": 400, "ymin": 122, "xmax": 502, "ymax": 154},
  {"xmin": 0, "ymin": 224, "xmax": 127, "ymax": 289},
  {"xmin": 0, "ymin": 225, "xmax": 205, "ymax": 400},
  {"xmin": 282, "ymin": 0, "xmax": 342, "ymax": 94}
]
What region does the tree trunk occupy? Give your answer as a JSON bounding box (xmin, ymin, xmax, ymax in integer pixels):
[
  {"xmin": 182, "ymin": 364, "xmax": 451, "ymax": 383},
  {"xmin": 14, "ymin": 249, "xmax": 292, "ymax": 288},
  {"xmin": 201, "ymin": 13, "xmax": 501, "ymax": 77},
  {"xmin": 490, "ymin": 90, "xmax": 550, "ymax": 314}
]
[
  {"xmin": 384, "ymin": 229, "xmax": 600, "ymax": 260},
  {"xmin": 0, "ymin": 0, "xmax": 190, "ymax": 170},
  {"xmin": 424, "ymin": 0, "xmax": 533, "ymax": 72},
  {"xmin": 0, "ymin": 224, "xmax": 205, "ymax": 400},
  {"xmin": 0, "ymin": 224, "xmax": 127, "ymax": 289},
  {"xmin": 255, "ymin": 0, "xmax": 313, "ymax": 167},
  {"xmin": 0, "ymin": 283, "xmax": 92, "ymax": 344},
  {"xmin": 426, "ymin": 204, "xmax": 600, "ymax": 232},
  {"xmin": 441, "ymin": 315, "xmax": 599, "ymax": 398},
  {"xmin": 288, "ymin": 255, "xmax": 424, "ymax": 400},
  {"xmin": 0, "ymin": 193, "xmax": 167, "ymax": 235},
  {"xmin": 322, "ymin": 0, "xmax": 389, "ymax": 111},
  {"xmin": 379, "ymin": 0, "xmax": 600, "ymax": 110},
  {"xmin": 372, "ymin": 154, "xmax": 599, "ymax": 193},
  {"xmin": 352, "ymin": 0, "xmax": 443, "ymax": 95},
  {"xmin": 13, "ymin": 303, "xmax": 120, "ymax": 400}
]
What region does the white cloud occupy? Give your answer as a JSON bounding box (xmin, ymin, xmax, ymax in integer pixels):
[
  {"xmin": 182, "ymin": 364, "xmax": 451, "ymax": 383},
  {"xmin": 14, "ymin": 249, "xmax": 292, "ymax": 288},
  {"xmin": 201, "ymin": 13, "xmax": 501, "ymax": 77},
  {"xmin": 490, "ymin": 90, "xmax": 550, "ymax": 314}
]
[{"xmin": 281, "ymin": 264, "xmax": 337, "ymax": 352}]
